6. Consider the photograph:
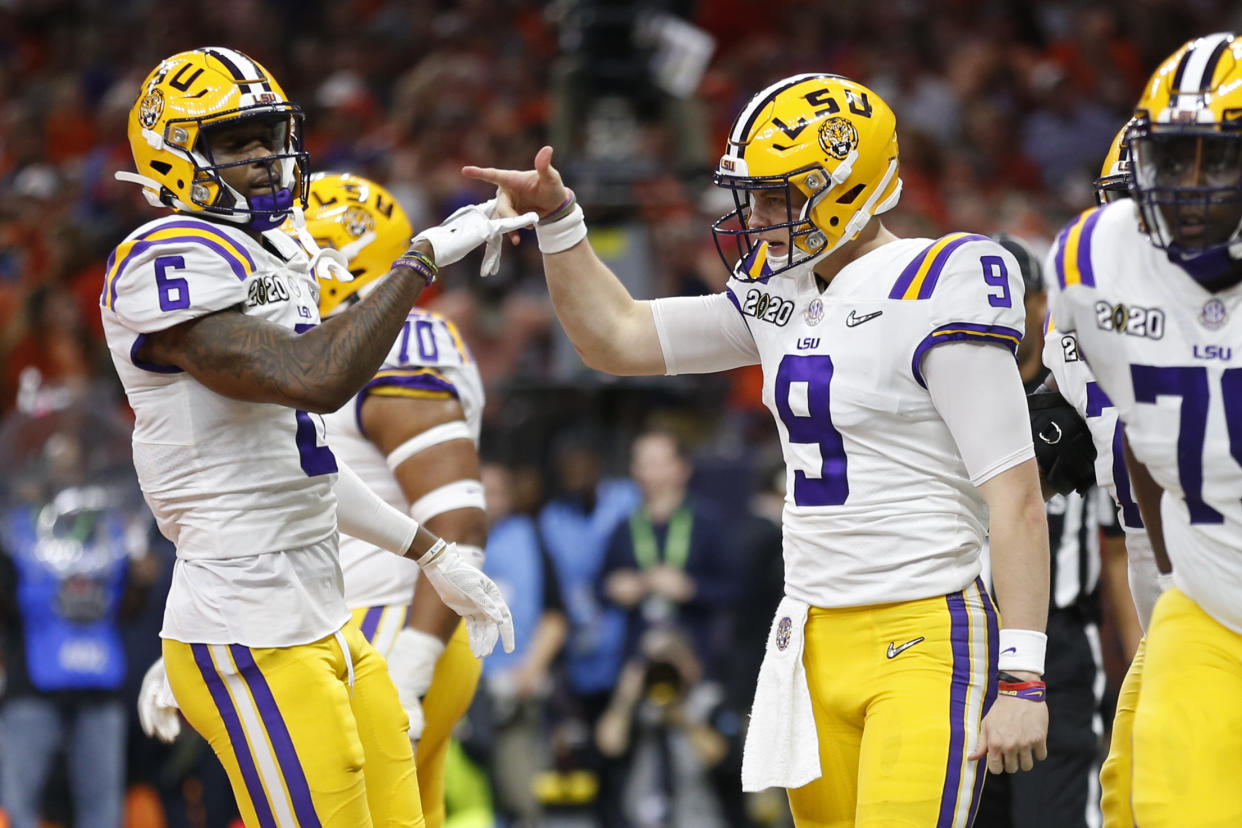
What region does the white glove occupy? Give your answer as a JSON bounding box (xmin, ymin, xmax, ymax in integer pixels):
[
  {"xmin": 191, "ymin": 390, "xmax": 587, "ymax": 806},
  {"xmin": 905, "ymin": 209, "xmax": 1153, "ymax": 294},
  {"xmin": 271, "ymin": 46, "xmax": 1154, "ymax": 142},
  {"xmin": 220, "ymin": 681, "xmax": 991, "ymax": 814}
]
[
  {"xmin": 413, "ymin": 199, "xmax": 538, "ymax": 276},
  {"xmin": 417, "ymin": 539, "xmax": 515, "ymax": 657},
  {"xmin": 385, "ymin": 628, "xmax": 445, "ymax": 744},
  {"xmin": 138, "ymin": 658, "xmax": 181, "ymax": 743},
  {"xmin": 308, "ymin": 246, "xmax": 353, "ymax": 283}
]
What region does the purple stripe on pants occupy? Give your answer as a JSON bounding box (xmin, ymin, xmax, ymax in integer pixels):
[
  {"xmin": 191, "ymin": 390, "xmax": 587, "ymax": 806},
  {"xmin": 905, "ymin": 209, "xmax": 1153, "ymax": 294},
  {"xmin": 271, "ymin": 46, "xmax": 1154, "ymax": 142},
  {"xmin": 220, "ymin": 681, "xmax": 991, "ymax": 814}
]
[
  {"xmin": 937, "ymin": 590, "xmax": 972, "ymax": 828},
  {"xmin": 966, "ymin": 577, "xmax": 1001, "ymax": 828},
  {"xmin": 359, "ymin": 606, "xmax": 384, "ymax": 642},
  {"xmin": 190, "ymin": 643, "xmax": 277, "ymax": 828},
  {"xmin": 229, "ymin": 645, "xmax": 323, "ymax": 828}
]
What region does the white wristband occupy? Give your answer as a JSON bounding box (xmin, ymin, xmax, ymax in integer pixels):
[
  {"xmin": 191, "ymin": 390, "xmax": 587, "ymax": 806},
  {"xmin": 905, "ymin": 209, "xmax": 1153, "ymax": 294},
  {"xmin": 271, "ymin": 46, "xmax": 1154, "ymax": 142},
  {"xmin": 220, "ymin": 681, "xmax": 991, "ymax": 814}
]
[
  {"xmin": 1156, "ymin": 572, "xmax": 1175, "ymax": 592},
  {"xmin": 416, "ymin": 537, "xmax": 450, "ymax": 569},
  {"xmin": 998, "ymin": 628, "xmax": 1047, "ymax": 675},
  {"xmin": 535, "ymin": 203, "xmax": 587, "ymax": 254}
]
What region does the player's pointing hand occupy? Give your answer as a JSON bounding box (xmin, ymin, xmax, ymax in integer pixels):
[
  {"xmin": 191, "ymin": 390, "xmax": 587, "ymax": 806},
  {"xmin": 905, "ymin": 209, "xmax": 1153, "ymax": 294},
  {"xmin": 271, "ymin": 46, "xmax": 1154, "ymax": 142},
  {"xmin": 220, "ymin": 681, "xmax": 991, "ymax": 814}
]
[{"xmin": 463, "ymin": 145, "xmax": 569, "ymax": 218}]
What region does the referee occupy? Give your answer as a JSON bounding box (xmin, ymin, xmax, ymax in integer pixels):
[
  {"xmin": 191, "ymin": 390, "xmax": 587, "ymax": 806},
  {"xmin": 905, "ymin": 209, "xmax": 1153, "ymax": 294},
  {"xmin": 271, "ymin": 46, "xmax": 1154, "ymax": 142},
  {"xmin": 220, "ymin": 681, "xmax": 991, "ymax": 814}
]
[{"xmin": 976, "ymin": 234, "xmax": 1109, "ymax": 828}]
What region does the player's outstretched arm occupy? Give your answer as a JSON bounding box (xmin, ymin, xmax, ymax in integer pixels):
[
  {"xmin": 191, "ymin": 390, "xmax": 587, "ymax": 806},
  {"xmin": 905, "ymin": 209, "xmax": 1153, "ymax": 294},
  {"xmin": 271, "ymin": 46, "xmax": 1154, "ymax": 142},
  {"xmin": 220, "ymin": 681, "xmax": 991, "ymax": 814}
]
[
  {"xmin": 137, "ymin": 249, "xmax": 432, "ymax": 413},
  {"xmin": 464, "ymin": 146, "xmax": 666, "ymax": 376}
]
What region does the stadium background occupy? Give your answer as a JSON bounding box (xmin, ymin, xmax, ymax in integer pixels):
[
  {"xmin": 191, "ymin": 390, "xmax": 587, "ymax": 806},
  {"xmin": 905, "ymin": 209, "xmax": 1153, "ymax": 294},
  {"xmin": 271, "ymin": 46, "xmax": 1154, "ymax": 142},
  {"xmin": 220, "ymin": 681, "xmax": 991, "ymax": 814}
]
[{"xmin": 0, "ymin": 1, "xmax": 1237, "ymax": 826}]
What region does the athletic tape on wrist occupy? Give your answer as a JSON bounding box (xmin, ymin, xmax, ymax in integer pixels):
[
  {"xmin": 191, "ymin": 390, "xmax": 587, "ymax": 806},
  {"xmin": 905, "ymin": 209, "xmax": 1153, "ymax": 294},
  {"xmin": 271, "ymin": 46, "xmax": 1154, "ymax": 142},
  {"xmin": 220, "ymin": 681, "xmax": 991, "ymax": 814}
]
[
  {"xmin": 535, "ymin": 203, "xmax": 587, "ymax": 254},
  {"xmin": 408, "ymin": 480, "xmax": 487, "ymax": 523},
  {"xmin": 998, "ymin": 628, "xmax": 1047, "ymax": 675},
  {"xmin": 385, "ymin": 421, "xmax": 475, "ymax": 470}
]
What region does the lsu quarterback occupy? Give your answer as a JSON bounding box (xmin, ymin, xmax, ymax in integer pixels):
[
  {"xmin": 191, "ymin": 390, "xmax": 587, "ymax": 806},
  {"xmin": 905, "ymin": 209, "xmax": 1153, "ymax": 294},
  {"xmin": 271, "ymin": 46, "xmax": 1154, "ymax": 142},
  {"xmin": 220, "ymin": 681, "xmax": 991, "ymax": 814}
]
[
  {"xmin": 298, "ymin": 172, "xmax": 491, "ymax": 828},
  {"xmin": 1045, "ymin": 32, "xmax": 1242, "ymax": 826},
  {"xmin": 466, "ymin": 73, "xmax": 1050, "ymax": 827},
  {"xmin": 105, "ymin": 48, "xmax": 526, "ymax": 826}
]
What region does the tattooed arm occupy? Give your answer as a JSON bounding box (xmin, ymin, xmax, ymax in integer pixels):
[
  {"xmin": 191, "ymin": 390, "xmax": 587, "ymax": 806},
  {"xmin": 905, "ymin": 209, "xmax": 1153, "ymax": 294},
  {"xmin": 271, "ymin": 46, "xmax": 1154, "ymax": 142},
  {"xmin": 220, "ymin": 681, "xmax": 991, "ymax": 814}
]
[{"xmin": 136, "ymin": 246, "xmax": 430, "ymax": 414}]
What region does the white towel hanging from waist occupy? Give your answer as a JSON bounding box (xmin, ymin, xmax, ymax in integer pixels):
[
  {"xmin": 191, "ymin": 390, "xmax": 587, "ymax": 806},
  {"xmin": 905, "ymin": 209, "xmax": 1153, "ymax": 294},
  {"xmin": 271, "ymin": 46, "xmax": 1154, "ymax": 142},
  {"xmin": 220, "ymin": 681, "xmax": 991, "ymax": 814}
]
[{"xmin": 741, "ymin": 595, "xmax": 821, "ymax": 791}]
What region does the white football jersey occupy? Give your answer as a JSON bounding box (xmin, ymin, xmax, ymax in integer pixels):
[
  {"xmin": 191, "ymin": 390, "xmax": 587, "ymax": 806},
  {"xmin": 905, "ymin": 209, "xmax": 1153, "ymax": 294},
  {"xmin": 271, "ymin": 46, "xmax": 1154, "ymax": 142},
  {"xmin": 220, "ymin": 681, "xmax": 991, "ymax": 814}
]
[
  {"xmin": 322, "ymin": 308, "xmax": 485, "ymax": 608},
  {"xmin": 101, "ymin": 214, "xmax": 338, "ymax": 559},
  {"xmin": 1047, "ymin": 199, "xmax": 1242, "ymax": 634},
  {"xmin": 661, "ymin": 233, "xmax": 1027, "ymax": 607},
  {"xmin": 1043, "ymin": 320, "xmax": 1162, "ymax": 630}
]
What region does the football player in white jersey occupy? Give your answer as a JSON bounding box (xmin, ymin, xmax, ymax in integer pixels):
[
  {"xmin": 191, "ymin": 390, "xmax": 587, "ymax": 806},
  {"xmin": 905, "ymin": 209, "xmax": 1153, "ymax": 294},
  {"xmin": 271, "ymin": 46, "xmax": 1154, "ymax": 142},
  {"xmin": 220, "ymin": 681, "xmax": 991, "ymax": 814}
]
[
  {"xmin": 1045, "ymin": 33, "xmax": 1242, "ymax": 826},
  {"xmin": 1042, "ymin": 122, "xmax": 1168, "ymax": 828},
  {"xmin": 301, "ymin": 172, "xmax": 489, "ymax": 828},
  {"xmin": 466, "ymin": 74, "xmax": 1050, "ymax": 827},
  {"xmin": 107, "ymin": 49, "xmax": 522, "ymax": 827}
]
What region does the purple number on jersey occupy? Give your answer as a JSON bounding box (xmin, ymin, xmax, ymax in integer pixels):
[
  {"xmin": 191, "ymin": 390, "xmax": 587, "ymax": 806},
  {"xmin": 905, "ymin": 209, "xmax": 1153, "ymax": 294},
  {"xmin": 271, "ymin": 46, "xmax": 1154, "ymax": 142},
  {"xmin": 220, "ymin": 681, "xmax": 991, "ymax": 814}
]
[
  {"xmin": 1086, "ymin": 381, "xmax": 1142, "ymax": 529},
  {"xmin": 980, "ymin": 255, "xmax": 1012, "ymax": 309},
  {"xmin": 155, "ymin": 255, "xmax": 190, "ymax": 311},
  {"xmin": 775, "ymin": 354, "xmax": 849, "ymax": 507},
  {"xmin": 291, "ymin": 322, "xmax": 338, "ymax": 477},
  {"xmin": 1130, "ymin": 365, "xmax": 1242, "ymax": 524}
]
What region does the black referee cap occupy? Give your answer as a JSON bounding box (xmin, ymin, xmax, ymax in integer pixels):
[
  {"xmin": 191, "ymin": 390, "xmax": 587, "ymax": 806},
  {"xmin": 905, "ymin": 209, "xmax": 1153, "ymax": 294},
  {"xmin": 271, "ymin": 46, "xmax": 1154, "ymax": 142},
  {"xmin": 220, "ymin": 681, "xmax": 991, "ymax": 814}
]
[{"xmin": 993, "ymin": 233, "xmax": 1044, "ymax": 294}]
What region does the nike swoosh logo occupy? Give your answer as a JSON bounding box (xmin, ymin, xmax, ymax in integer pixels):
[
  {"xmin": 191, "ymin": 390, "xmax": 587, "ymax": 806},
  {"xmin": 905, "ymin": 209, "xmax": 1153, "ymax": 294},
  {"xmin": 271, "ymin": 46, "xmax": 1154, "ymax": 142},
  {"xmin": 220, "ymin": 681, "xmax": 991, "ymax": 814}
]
[
  {"xmin": 886, "ymin": 637, "xmax": 925, "ymax": 658},
  {"xmin": 845, "ymin": 309, "xmax": 883, "ymax": 327},
  {"xmin": 1001, "ymin": 647, "xmax": 1017, "ymax": 655}
]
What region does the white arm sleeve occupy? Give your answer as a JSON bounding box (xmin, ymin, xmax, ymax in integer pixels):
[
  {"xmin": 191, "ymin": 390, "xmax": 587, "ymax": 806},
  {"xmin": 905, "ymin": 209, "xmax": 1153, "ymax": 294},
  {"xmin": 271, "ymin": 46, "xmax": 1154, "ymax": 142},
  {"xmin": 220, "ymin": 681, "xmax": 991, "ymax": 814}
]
[
  {"xmin": 924, "ymin": 342, "xmax": 1034, "ymax": 486},
  {"xmin": 333, "ymin": 461, "xmax": 419, "ymax": 556},
  {"xmin": 650, "ymin": 292, "xmax": 759, "ymax": 375}
]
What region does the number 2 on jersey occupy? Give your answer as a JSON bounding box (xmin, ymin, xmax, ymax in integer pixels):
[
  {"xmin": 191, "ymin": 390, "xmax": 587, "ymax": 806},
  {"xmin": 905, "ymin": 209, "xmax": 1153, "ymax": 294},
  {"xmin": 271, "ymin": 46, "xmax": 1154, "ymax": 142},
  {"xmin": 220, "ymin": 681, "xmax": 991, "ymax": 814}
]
[
  {"xmin": 292, "ymin": 323, "xmax": 339, "ymax": 476},
  {"xmin": 775, "ymin": 354, "xmax": 849, "ymax": 506}
]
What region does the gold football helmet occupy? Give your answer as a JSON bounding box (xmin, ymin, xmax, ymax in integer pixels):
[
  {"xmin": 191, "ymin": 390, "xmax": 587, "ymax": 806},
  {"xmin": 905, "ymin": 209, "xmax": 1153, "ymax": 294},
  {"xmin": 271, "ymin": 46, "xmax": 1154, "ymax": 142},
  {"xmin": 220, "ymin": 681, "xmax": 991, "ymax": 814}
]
[
  {"xmin": 711, "ymin": 74, "xmax": 902, "ymax": 280},
  {"xmin": 1128, "ymin": 32, "xmax": 1242, "ymax": 278},
  {"xmin": 1093, "ymin": 120, "xmax": 1135, "ymax": 205},
  {"xmin": 301, "ymin": 173, "xmax": 413, "ymax": 317},
  {"xmin": 120, "ymin": 47, "xmax": 307, "ymax": 230}
]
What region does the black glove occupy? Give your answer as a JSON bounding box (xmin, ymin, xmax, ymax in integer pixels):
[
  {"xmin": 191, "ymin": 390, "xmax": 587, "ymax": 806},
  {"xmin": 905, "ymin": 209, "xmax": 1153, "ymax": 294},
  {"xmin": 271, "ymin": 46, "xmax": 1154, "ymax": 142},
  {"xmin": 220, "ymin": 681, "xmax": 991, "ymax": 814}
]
[{"xmin": 1027, "ymin": 390, "xmax": 1097, "ymax": 497}]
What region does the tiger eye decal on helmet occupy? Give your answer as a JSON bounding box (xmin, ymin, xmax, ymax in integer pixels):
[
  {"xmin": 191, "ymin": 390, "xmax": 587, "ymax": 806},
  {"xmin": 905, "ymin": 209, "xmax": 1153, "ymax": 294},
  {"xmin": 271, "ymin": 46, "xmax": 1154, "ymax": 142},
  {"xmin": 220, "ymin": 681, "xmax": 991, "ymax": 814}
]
[
  {"xmin": 711, "ymin": 74, "xmax": 902, "ymax": 281},
  {"xmin": 1127, "ymin": 32, "xmax": 1242, "ymax": 281},
  {"xmin": 297, "ymin": 172, "xmax": 414, "ymax": 318},
  {"xmin": 819, "ymin": 117, "xmax": 859, "ymax": 161},
  {"xmin": 120, "ymin": 47, "xmax": 308, "ymax": 230}
]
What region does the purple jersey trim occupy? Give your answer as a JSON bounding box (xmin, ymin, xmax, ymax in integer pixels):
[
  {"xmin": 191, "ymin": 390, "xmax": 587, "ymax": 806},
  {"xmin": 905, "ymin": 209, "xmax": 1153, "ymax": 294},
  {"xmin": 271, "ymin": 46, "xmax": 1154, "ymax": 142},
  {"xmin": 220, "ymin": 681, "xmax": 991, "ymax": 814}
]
[
  {"xmin": 1075, "ymin": 208, "xmax": 1102, "ymax": 288},
  {"xmin": 889, "ymin": 234, "xmax": 990, "ymax": 300},
  {"xmin": 910, "ymin": 322, "xmax": 1022, "ymax": 388},
  {"xmin": 354, "ymin": 371, "xmax": 460, "ymax": 438},
  {"xmin": 129, "ymin": 334, "xmax": 184, "ymax": 374}
]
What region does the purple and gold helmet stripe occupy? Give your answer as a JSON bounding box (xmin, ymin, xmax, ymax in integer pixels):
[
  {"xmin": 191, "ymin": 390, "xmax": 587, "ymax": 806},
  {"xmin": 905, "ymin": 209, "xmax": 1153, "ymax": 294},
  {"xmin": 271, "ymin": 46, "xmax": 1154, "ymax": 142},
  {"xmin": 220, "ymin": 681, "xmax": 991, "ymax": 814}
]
[
  {"xmin": 911, "ymin": 322, "xmax": 1022, "ymax": 388},
  {"xmin": 103, "ymin": 221, "xmax": 256, "ymax": 311},
  {"xmin": 228, "ymin": 645, "xmax": 322, "ymax": 828},
  {"xmin": 1053, "ymin": 208, "xmax": 1101, "ymax": 290},
  {"xmin": 889, "ymin": 233, "xmax": 989, "ymax": 300},
  {"xmin": 1171, "ymin": 33, "xmax": 1234, "ymax": 109},
  {"xmin": 191, "ymin": 643, "xmax": 278, "ymax": 828}
]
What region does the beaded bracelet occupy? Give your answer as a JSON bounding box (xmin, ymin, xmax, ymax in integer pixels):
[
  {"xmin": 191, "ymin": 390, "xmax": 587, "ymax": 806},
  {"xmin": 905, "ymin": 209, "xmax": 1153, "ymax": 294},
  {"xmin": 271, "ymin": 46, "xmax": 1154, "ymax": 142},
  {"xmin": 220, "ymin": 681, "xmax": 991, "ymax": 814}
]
[
  {"xmin": 391, "ymin": 250, "xmax": 438, "ymax": 286},
  {"xmin": 539, "ymin": 189, "xmax": 577, "ymax": 225},
  {"xmin": 997, "ymin": 670, "xmax": 1047, "ymax": 702}
]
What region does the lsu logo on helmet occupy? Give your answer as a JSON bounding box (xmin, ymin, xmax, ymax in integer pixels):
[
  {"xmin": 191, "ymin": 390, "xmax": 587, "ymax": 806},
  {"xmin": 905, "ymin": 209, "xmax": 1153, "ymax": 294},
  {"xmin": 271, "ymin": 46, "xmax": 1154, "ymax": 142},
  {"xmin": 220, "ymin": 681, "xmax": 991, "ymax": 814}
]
[
  {"xmin": 711, "ymin": 74, "xmax": 902, "ymax": 280},
  {"xmin": 119, "ymin": 47, "xmax": 308, "ymax": 230},
  {"xmin": 297, "ymin": 173, "xmax": 414, "ymax": 318}
]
